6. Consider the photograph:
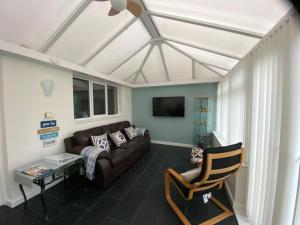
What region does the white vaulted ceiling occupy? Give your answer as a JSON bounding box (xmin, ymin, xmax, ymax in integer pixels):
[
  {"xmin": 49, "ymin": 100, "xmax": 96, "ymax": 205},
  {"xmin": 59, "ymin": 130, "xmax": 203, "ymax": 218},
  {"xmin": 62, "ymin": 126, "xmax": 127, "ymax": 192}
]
[{"xmin": 0, "ymin": 0, "xmax": 292, "ymax": 86}]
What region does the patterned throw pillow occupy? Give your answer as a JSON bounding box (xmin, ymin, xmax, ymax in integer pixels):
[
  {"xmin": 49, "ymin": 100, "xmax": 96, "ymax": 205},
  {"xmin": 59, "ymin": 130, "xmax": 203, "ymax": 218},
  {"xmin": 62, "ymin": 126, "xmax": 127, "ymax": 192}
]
[
  {"xmin": 124, "ymin": 127, "xmax": 138, "ymax": 139},
  {"xmin": 191, "ymin": 146, "xmax": 204, "ymax": 166},
  {"xmin": 90, "ymin": 133, "xmax": 110, "ymax": 151},
  {"xmin": 109, "ymin": 131, "xmax": 127, "ymax": 147}
]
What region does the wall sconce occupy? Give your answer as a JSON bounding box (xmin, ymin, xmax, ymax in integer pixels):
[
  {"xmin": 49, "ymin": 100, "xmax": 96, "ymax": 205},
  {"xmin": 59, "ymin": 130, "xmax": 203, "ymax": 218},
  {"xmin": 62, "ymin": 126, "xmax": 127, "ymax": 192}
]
[{"xmin": 41, "ymin": 79, "xmax": 54, "ymax": 97}]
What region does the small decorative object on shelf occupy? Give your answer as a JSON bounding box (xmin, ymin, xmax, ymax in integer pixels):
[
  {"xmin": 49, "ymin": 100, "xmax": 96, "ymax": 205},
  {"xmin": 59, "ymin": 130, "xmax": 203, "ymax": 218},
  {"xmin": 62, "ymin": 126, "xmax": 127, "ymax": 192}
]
[{"xmin": 191, "ymin": 146, "xmax": 204, "ymax": 168}]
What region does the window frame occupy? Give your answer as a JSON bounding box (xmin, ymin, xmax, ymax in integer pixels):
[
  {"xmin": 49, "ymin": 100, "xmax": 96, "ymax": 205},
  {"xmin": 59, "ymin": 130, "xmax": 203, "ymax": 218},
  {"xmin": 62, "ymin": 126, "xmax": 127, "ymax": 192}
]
[{"xmin": 73, "ymin": 75, "xmax": 120, "ymax": 122}]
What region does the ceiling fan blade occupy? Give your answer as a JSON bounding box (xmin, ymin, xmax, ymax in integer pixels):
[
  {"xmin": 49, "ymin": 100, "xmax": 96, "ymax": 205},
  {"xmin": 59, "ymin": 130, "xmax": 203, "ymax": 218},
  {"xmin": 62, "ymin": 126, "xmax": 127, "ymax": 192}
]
[
  {"xmin": 126, "ymin": 0, "xmax": 142, "ymax": 17},
  {"xmin": 108, "ymin": 7, "xmax": 121, "ymax": 16}
]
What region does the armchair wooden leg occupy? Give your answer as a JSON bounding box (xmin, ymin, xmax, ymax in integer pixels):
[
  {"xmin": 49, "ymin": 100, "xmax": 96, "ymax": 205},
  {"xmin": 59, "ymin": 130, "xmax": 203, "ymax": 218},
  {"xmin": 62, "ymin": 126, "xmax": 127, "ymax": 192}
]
[
  {"xmin": 199, "ymin": 196, "xmax": 234, "ymax": 225},
  {"xmin": 165, "ymin": 171, "xmax": 191, "ymax": 225}
]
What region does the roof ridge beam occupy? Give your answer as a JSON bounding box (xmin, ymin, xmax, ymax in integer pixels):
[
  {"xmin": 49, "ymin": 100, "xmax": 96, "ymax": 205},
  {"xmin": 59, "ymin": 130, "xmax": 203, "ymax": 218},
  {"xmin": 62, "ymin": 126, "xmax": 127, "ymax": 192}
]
[
  {"xmin": 39, "ymin": 0, "xmax": 93, "ymax": 53},
  {"xmin": 148, "ymin": 11, "xmax": 264, "ymax": 39},
  {"xmin": 132, "ymin": 72, "xmax": 140, "ymax": 84},
  {"xmin": 136, "ymin": 0, "xmax": 160, "ymax": 38},
  {"xmin": 165, "ymin": 41, "xmax": 224, "ymax": 78},
  {"xmin": 165, "ymin": 37, "xmax": 242, "ymax": 60},
  {"xmin": 108, "ymin": 40, "xmax": 151, "ymax": 75},
  {"xmin": 165, "ymin": 41, "xmax": 230, "ymax": 71},
  {"xmin": 158, "ymin": 44, "xmax": 170, "ymax": 81},
  {"xmin": 81, "ymin": 17, "xmax": 137, "ymax": 66}
]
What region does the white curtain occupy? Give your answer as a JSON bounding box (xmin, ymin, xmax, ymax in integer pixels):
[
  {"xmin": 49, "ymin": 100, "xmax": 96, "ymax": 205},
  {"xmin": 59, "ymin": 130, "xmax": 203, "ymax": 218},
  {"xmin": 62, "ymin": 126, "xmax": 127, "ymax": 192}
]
[
  {"xmin": 247, "ymin": 19, "xmax": 287, "ymax": 225},
  {"xmin": 216, "ymin": 60, "xmax": 247, "ymax": 145},
  {"xmin": 217, "ymin": 14, "xmax": 300, "ymax": 225}
]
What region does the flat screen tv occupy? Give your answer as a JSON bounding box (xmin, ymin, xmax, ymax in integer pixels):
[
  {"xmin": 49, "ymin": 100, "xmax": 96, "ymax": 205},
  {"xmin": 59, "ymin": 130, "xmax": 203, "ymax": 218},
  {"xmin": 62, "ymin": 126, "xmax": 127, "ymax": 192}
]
[{"xmin": 153, "ymin": 97, "xmax": 185, "ymax": 117}]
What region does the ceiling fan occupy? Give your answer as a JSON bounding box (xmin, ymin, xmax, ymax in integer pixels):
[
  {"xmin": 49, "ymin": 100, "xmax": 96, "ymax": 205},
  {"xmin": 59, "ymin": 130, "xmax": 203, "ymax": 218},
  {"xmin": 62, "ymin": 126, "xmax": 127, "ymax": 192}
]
[{"xmin": 95, "ymin": 0, "xmax": 142, "ymax": 17}]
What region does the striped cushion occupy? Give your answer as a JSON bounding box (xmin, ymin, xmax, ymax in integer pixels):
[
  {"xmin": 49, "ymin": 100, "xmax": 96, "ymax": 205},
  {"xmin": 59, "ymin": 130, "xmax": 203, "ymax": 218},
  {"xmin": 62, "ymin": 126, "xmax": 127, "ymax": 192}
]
[
  {"xmin": 124, "ymin": 127, "xmax": 137, "ymax": 139},
  {"xmin": 109, "ymin": 131, "xmax": 127, "ymax": 147},
  {"xmin": 90, "ymin": 134, "xmax": 110, "ymax": 151}
]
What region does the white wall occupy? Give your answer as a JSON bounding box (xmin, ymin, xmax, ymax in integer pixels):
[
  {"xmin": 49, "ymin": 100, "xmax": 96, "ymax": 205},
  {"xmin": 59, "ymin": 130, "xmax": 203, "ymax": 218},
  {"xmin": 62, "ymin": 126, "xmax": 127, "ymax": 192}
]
[{"xmin": 0, "ymin": 55, "xmax": 132, "ymax": 207}]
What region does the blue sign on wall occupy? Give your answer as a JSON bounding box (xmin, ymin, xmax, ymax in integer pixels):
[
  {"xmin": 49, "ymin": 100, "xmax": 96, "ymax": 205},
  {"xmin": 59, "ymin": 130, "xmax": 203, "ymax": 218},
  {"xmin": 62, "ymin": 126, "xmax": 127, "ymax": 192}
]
[
  {"xmin": 40, "ymin": 132, "xmax": 59, "ymax": 140},
  {"xmin": 40, "ymin": 120, "xmax": 56, "ymax": 128}
]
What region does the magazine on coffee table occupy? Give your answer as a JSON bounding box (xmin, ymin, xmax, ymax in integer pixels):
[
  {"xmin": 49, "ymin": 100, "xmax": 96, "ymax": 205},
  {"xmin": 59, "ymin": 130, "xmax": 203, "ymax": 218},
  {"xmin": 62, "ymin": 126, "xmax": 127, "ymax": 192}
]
[{"xmin": 22, "ymin": 165, "xmax": 49, "ymax": 177}]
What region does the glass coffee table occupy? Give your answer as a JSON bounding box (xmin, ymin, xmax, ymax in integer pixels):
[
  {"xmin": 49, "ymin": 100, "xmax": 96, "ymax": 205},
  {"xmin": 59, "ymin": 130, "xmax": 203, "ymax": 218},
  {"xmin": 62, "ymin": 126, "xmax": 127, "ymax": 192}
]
[{"xmin": 14, "ymin": 154, "xmax": 83, "ymax": 221}]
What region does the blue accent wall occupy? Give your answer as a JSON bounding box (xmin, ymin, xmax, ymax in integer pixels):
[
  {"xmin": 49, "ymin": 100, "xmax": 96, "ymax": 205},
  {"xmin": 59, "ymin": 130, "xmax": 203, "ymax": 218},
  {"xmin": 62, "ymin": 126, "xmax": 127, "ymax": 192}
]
[{"xmin": 132, "ymin": 83, "xmax": 218, "ymax": 145}]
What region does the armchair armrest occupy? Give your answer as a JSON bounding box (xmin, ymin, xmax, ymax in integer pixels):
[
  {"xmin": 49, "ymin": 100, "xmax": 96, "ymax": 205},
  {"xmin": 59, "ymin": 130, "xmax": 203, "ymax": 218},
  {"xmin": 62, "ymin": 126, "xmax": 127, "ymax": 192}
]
[{"xmin": 165, "ymin": 169, "xmax": 194, "ymax": 189}]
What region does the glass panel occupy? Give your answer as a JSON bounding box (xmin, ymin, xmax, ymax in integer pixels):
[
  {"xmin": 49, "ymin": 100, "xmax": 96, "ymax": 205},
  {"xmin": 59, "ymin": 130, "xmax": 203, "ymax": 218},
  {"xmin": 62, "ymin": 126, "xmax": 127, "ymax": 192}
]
[
  {"xmin": 195, "ymin": 63, "xmax": 221, "ymax": 80},
  {"xmin": 162, "ymin": 44, "xmax": 192, "ymax": 81},
  {"xmin": 170, "ymin": 41, "xmax": 239, "ymax": 70},
  {"xmin": 107, "ymin": 86, "xmax": 118, "ymax": 115},
  {"xmin": 193, "ymin": 98, "xmax": 214, "ymax": 147},
  {"xmin": 86, "ymin": 20, "xmax": 151, "ymax": 74},
  {"xmin": 207, "ymin": 66, "xmax": 228, "ymax": 76},
  {"xmin": 47, "ymin": 1, "xmax": 134, "ymax": 64},
  {"xmin": 93, "ymin": 83, "xmax": 106, "ymax": 115},
  {"xmin": 73, "ymin": 78, "xmax": 90, "ymax": 119},
  {"xmin": 111, "ymin": 44, "xmax": 151, "ymax": 80},
  {"xmin": 0, "ymin": 0, "xmax": 82, "ymax": 50},
  {"xmin": 144, "ymin": 0, "xmax": 291, "ymax": 34},
  {"xmin": 152, "ymin": 16, "xmax": 260, "ymax": 57},
  {"xmin": 143, "ymin": 46, "xmax": 168, "ymax": 83}
]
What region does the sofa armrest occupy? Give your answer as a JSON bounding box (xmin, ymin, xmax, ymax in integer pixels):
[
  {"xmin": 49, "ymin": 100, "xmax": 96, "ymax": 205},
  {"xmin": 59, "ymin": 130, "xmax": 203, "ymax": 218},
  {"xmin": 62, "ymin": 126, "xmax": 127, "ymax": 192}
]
[
  {"xmin": 144, "ymin": 129, "xmax": 151, "ymax": 143},
  {"xmin": 95, "ymin": 158, "xmax": 113, "ymax": 188}
]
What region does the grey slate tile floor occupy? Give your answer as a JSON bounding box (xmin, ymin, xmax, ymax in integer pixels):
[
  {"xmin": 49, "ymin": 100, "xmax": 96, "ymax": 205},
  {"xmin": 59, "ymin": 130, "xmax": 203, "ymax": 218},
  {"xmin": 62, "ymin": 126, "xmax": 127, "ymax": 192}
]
[{"xmin": 0, "ymin": 144, "xmax": 239, "ymax": 225}]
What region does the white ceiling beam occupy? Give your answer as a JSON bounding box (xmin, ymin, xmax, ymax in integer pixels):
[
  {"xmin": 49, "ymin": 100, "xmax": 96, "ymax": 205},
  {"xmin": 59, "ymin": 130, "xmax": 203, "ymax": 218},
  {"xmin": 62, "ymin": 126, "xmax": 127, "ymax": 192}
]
[
  {"xmin": 108, "ymin": 40, "xmax": 151, "ymax": 75},
  {"xmin": 132, "ymin": 72, "xmax": 140, "ymax": 84},
  {"xmin": 138, "ymin": 43, "xmax": 154, "ymax": 72},
  {"xmin": 136, "ymin": 0, "xmax": 160, "ymax": 38},
  {"xmin": 165, "ymin": 41, "xmax": 229, "ymax": 72},
  {"xmin": 165, "ymin": 37, "xmax": 242, "ymax": 60},
  {"xmin": 149, "ymin": 11, "xmax": 264, "ymax": 39},
  {"xmin": 158, "ymin": 44, "xmax": 170, "ymax": 81},
  {"xmin": 39, "ymin": 0, "xmax": 93, "ymax": 53},
  {"xmin": 165, "ymin": 41, "xmax": 224, "ymax": 78},
  {"xmin": 125, "ymin": 71, "xmax": 138, "ymax": 82},
  {"xmin": 140, "ymin": 71, "xmax": 148, "ymax": 83},
  {"xmin": 192, "ymin": 60, "xmax": 196, "ymax": 79},
  {"xmin": 81, "ymin": 17, "xmax": 137, "ymax": 66},
  {"xmin": 132, "ymin": 43, "xmax": 154, "ymax": 84}
]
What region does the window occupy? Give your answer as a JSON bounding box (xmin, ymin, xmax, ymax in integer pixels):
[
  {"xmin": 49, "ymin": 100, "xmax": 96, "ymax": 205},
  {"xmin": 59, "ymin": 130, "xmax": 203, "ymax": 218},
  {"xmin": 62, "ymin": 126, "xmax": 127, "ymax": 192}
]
[
  {"xmin": 73, "ymin": 78, "xmax": 90, "ymax": 119},
  {"xmin": 107, "ymin": 86, "xmax": 118, "ymax": 115},
  {"xmin": 93, "ymin": 83, "xmax": 106, "ymax": 115},
  {"xmin": 73, "ymin": 77, "xmax": 119, "ymax": 119}
]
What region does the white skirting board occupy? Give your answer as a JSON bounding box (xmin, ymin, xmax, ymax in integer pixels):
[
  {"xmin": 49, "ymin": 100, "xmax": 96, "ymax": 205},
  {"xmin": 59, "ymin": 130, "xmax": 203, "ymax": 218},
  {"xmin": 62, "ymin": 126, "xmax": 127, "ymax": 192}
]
[{"xmin": 151, "ymin": 140, "xmax": 193, "ymax": 148}]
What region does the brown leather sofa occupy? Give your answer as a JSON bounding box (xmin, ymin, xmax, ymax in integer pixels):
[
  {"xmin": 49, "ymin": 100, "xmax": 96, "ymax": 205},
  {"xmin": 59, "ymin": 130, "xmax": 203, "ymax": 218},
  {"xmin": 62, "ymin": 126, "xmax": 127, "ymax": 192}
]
[{"xmin": 64, "ymin": 121, "xmax": 151, "ymax": 188}]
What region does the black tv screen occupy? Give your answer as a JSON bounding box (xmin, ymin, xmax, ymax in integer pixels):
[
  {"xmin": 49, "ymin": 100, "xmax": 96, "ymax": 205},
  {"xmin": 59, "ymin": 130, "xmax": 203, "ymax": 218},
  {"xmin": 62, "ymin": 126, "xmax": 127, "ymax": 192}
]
[{"xmin": 153, "ymin": 97, "xmax": 185, "ymax": 117}]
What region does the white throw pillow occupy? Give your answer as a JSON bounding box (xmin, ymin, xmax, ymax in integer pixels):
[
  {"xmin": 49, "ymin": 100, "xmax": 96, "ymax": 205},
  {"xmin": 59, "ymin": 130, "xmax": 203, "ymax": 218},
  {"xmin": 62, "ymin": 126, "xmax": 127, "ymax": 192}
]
[
  {"xmin": 180, "ymin": 168, "xmax": 201, "ymax": 182},
  {"xmin": 124, "ymin": 127, "xmax": 138, "ymax": 139},
  {"xmin": 90, "ymin": 133, "xmax": 110, "ymax": 151},
  {"xmin": 109, "ymin": 131, "xmax": 127, "ymax": 147}
]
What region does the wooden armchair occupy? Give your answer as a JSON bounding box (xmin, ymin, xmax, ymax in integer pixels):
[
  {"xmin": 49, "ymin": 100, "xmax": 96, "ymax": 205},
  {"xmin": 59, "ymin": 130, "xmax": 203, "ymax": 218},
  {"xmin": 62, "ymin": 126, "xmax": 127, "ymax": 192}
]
[{"xmin": 165, "ymin": 143, "xmax": 244, "ymax": 225}]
